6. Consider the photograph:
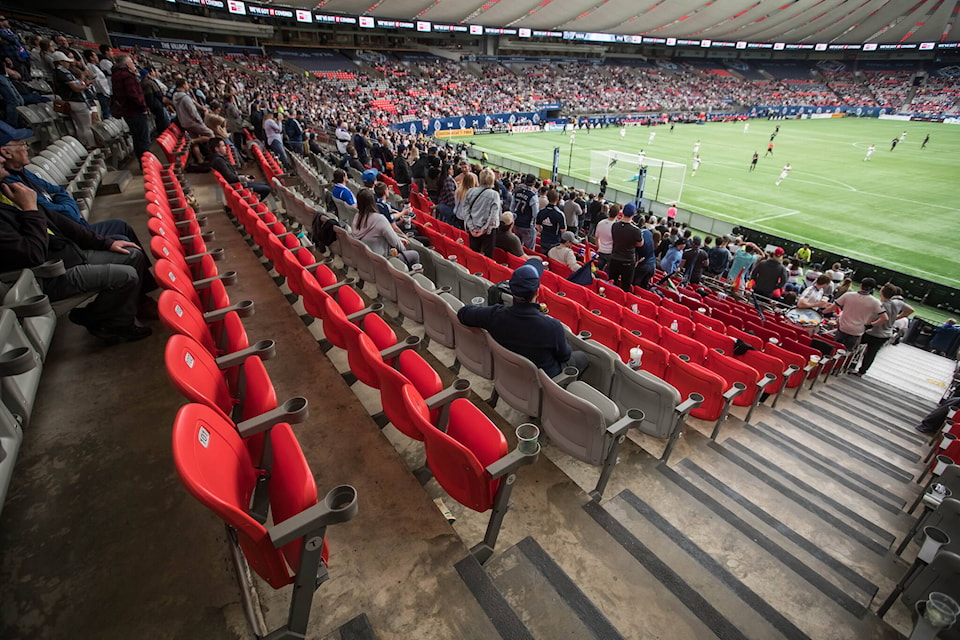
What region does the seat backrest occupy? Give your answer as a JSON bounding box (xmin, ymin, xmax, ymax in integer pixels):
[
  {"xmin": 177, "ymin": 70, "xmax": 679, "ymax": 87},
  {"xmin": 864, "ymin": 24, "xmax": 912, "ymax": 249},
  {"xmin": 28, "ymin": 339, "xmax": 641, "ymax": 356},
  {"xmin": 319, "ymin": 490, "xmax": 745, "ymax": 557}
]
[
  {"xmin": 369, "ymin": 252, "xmax": 398, "ymax": 302},
  {"xmin": 447, "ymin": 296, "xmax": 494, "ymax": 379},
  {"xmin": 537, "ymin": 369, "xmax": 609, "ymax": 465},
  {"xmin": 172, "ymin": 403, "xmax": 320, "ymax": 588},
  {"xmin": 417, "ymin": 286, "xmax": 457, "ymax": 349},
  {"xmin": 664, "ymin": 354, "xmax": 728, "ymax": 422},
  {"xmin": 900, "ymin": 548, "xmax": 960, "ymax": 617},
  {"xmin": 726, "ymin": 325, "xmax": 764, "ymax": 351},
  {"xmin": 568, "ymin": 330, "xmax": 618, "ymax": 396},
  {"xmin": 659, "ymin": 329, "xmax": 709, "ymax": 364},
  {"xmin": 736, "ymin": 349, "xmax": 786, "ymax": 395},
  {"xmin": 620, "ymin": 310, "xmax": 662, "ymax": 343},
  {"xmin": 577, "ymin": 308, "xmax": 621, "ymax": 353},
  {"xmin": 486, "ymin": 332, "xmax": 543, "ymax": 418},
  {"xmin": 406, "ymin": 388, "xmax": 504, "ymax": 512},
  {"xmin": 695, "ymin": 324, "xmax": 736, "ymax": 355},
  {"xmin": 586, "ymin": 293, "xmax": 623, "ymax": 323},
  {"xmin": 538, "ymin": 287, "xmax": 579, "ymax": 333},
  {"xmin": 617, "ymin": 329, "xmax": 670, "ymax": 379},
  {"xmin": 432, "ymin": 255, "xmax": 464, "ymax": 298},
  {"xmin": 657, "ymin": 306, "xmax": 695, "ymax": 336},
  {"xmin": 764, "ymin": 342, "xmax": 806, "ymax": 388},
  {"xmin": 391, "ymin": 267, "xmax": 424, "ymax": 323},
  {"xmin": 609, "ymin": 359, "xmax": 681, "ymax": 438},
  {"xmin": 457, "ymin": 271, "xmax": 492, "ymax": 306},
  {"xmin": 705, "ymin": 350, "xmax": 761, "ymax": 407}
]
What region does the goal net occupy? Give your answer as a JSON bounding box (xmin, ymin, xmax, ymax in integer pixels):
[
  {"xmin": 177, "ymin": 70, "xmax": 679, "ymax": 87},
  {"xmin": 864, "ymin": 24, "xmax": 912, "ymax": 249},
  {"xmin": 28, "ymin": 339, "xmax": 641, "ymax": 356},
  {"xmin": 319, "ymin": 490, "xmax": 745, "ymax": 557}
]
[{"xmin": 589, "ymin": 150, "xmax": 686, "ymax": 205}]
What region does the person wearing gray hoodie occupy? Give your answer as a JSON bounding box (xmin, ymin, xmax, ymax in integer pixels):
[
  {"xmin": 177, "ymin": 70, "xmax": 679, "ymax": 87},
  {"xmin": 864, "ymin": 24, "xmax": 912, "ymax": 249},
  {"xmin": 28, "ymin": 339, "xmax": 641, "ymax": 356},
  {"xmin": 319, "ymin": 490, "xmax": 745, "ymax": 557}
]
[
  {"xmin": 351, "ymin": 188, "xmax": 418, "ymax": 267},
  {"xmin": 463, "ymin": 168, "xmax": 501, "ymax": 257}
]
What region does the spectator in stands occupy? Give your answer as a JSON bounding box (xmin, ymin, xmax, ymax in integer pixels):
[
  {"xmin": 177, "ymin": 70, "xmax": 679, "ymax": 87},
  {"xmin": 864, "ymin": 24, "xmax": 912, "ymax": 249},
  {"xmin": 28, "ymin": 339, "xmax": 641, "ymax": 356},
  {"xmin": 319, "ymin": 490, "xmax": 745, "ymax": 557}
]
[
  {"xmin": 803, "ymin": 262, "xmax": 823, "ymax": 290},
  {"xmin": 456, "ymin": 258, "xmax": 588, "ymax": 378},
  {"xmin": 331, "ymin": 169, "xmax": 355, "ymax": 206},
  {"xmin": 208, "ymin": 138, "xmax": 270, "ymax": 201},
  {"xmin": 463, "ymin": 168, "xmax": 501, "ymax": 258},
  {"xmin": 451, "ymin": 171, "xmax": 476, "ymax": 229},
  {"xmin": 608, "ymin": 203, "xmax": 644, "ymax": 292},
  {"xmin": 98, "ymin": 44, "xmax": 113, "ymax": 76},
  {"xmin": 594, "ymin": 204, "xmax": 617, "ymax": 271},
  {"xmin": 511, "ymin": 173, "xmax": 539, "ymax": 251},
  {"xmin": 706, "ymin": 236, "xmax": 730, "ymax": 277},
  {"xmin": 283, "ymin": 110, "xmax": 304, "ymax": 155},
  {"xmin": 139, "ymin": 66, "xmax": 169, "ymax": 136},
  {"xmin": 633, "ymin": 220, "xmax": 656, "ymax": 289},
  {"xmin": 824, "ymin": 262, "xmax": 846, "ymax": 287},
  {"xmin": 342, "ymin": 144, "xmax": 364, "ymax": 173},
  {"xmin": 433, "ymin": 162, "xmax": 456, "ymax": 224},
  {"xmin": 536, "ymin": 188, "xmax": 566, "ymax": 253},
  {"xmin": 392, "ymin": 145, "xmax": 412, "ymax": 198},
  {"xmin": 50, "ymin": 51, "xmax": 95, "ymax": 148},
  {"xmin": 856, "ymin": 283, "xmax": 914, "ymax": 376},
  {"xmin": 823, "ymin": 277, "xmax": 887, "ymax": 353},
  {"xmin": 82, "ymin": 49, "xmax": 111, "ymax": 120},
  {"xmin": 335, "ymin": 121, "xmax": 350, "ymax": 155},
  {"xmin": 172, "ymin": 77, "xmax": 213, "ymax": 166},
  {"xmin": 548, "ymin": 231, "xmax": 581, "ymax": 272},
  {"xmin": 0, "ymin": 16, "xmax": 29, "ymax": 78},
  {"xmin": 658, "ymin": 238, "xmax": 687, "ymax": 283},
  {"xmin": 262, "ymin": 110, "xmax": 290, "ymax": 170},
  {"xmin": 0, "ymin": 132, "xmax": 152, "ymax": 343},
  {"xmin": 797, "ymin": 274, "xmax": 831, "ymax": 310},
  {"xmin": 796, "ymin": 243, "xmax": 811, "ymax": 264},
  {"xmin": 563, "ymin": 192, "xmax": 582, "ymax": 234},
  {"xmin": 751, "ymin": 247, "xmax": 789, "ymax": 299},
  {"xmin": 351, "ymin": 187, "xmax": 417, "ymax": 267},
  {"xmin": 2, "ymin": 133, "xmax": 142, "ymax": 250},
  {"xmin": 496, "ymin": 212, "xmax": 525, "ymax": 258},
  {"xmin": 915, "ymin": 396, "xmax": 960, "ymax": 434},
  {"xmin": 110, "ymin": 54, "xmax": 151, "ymax": 161},
  {"xmin": 678, "ymin": 236, "xmax": 709, "ymax": 286},
  {"xmin": 727, "ymin": 240, "xmax": 760, "ymax": 282},
  {"xmin": 0, "ymin": 61, "xmax": 24, "ymax": 128}
]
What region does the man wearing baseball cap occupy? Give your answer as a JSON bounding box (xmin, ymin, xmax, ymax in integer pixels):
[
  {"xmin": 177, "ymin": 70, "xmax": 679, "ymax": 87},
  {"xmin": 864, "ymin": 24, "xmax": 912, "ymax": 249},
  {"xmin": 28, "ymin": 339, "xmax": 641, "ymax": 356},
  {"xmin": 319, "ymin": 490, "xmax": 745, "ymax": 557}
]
[
  {"xmin": 751, "ymin": 246, "xmax": 789, "ymax": 299},
  {"xmin": 0, "ymin": 128, "xmax": 153, "ymax": 343},
  {"xmin": 457, "ymin": 258, "xmax": 588, "ymax": 377},
  {"xmin": 607, "ymin": 202, "xmax": 644, "ymax": 292},
  {"xmin": 547, "ymin": 231, "xmax": 582, "ymax": 272}
]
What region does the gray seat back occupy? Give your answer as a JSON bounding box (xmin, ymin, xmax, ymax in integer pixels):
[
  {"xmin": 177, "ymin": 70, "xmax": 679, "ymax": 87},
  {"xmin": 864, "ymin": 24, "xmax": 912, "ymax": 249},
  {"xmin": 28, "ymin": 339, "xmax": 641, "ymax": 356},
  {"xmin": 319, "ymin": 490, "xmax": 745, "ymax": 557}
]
[
  {"xmin": 433, "ymin": 255, "xmax": 466, "ymax": 298},
  {"xmin": 537, "ymin": 369, "xmax": 610, "ymax": 466},
  {"xmin": 392, "ymin": 268, "xmax": 423, "ymax": 324},
  {"xmin": 1, "ymin": 269, "xmax": 56, "ymax": 360},
  {"xmin": 417, "ymin": 284, "xmax": 456, "ymax": 349},
  {"xmin": 486, "ymin": 332, "xmax": 542, "ymax": 418},
  {"xmin": 567, "ymin": 330, "xmax": 618, "ymax": 396},
  {"xmin": 457, "ymin": 271, "xmax": 492, "ymax": 305},
  {"xmin": 445, "ymin": 294, "xmax": 493, "ymax": 379},
  {"xmin": 368, "ymin": 252, "xmax": 398, "ymax": 302},
  {"xmin": 609, "ymin": 359, "xmax": 681, "ymax": 439}
]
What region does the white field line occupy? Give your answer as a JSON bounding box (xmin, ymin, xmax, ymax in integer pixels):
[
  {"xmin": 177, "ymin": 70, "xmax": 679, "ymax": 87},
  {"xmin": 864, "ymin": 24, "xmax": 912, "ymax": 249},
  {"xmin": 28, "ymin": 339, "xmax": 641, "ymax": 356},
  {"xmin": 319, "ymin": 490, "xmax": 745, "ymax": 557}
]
[{"xmin": 752, "ymin": 211, "xmax": 801, "ymax": 223}]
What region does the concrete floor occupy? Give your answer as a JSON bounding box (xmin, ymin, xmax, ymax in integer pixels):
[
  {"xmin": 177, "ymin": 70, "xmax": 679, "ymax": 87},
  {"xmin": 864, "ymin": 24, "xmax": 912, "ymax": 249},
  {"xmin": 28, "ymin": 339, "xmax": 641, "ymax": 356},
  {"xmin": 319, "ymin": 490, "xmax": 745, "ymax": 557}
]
[{"xmin": 0, "ymin": 161, "xmax": 951, "ymax": 639}]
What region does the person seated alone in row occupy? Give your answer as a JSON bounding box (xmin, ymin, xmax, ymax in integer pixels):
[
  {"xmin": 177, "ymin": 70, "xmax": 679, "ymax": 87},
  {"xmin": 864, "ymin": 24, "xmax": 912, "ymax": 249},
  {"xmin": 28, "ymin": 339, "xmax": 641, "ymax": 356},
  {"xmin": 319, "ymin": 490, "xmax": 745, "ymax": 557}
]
[
  {"xmin": 207, "ymin": 137, "xmax": 271, "ymax": 201},
  {"xmin": 456, "ymin": 258, "xmax": 589, "ymax": 378},
  {"xmin": 547, "ymin": 231, "xmax": 583, "ymax": 272},
  {"xmin": 0, "ymin": 130, "xmax": 154, "ymax": 343}
]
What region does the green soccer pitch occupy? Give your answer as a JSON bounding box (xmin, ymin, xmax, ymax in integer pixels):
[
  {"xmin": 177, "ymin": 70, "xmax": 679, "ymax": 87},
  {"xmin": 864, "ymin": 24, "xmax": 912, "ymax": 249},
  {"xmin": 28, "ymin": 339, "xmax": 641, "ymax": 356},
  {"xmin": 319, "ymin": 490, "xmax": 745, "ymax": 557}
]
[{"xmin": 449, "ymin": 119, "xmax": 960, "ymax": 287}]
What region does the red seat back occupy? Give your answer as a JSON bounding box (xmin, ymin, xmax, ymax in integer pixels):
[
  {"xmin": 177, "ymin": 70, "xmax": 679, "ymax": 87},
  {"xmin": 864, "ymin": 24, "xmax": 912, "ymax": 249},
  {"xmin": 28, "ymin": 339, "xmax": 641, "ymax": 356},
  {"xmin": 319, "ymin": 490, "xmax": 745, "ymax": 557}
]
[
  {"xmin": 659, "ymin": 328, "xmax": 709, "ymax": 364},
  {"xmin": 405, "ymin": 388, "xmax": 505, "ymax": 512},
  {"xmin": 577, "ymin": 308, "xmax": 620, "ymax": 352},
  {"xmin": 705, "ymin": 350, "xmax": 761, "ymax": 406},
  {"xmin": 737, "ymin": 349, "xmax": 787, "ymax": 395},
  {"xmin": 695, "ymin": 325, "xmax": 736, "ymax": 355},
  {"xmin": 657, "ymin": 307, "xmax": 695, "ymax": 336},
  {"xmin": 618, "ymin": 329, "xmax": 669, "ymax": 378},
  {"xmin": 664, "ymin": 354, "xmax": 728, "ymax": 421},
  {"xmin": 621, "ymin": 311, "xmax": 662, "ymax": 342},
  {"xmin": 726, "ymin": 325, "xmax": 764, "ymax": 351}
]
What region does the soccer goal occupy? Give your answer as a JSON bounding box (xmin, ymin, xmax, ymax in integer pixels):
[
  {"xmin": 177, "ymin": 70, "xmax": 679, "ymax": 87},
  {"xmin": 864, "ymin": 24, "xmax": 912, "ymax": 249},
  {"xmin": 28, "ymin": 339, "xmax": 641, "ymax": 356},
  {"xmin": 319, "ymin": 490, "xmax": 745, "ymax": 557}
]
[{"xmin": 589, "ymin": 150, "xmax": 686, "ymax": 205}]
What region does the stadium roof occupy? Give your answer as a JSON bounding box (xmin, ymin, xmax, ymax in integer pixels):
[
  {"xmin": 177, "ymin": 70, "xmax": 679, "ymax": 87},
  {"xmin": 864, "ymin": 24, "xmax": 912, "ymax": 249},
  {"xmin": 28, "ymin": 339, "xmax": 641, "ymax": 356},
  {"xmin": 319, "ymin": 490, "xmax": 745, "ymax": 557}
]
[{"xmin": 304, "ymin": 0, "xmax": 960, "ymax": 44}]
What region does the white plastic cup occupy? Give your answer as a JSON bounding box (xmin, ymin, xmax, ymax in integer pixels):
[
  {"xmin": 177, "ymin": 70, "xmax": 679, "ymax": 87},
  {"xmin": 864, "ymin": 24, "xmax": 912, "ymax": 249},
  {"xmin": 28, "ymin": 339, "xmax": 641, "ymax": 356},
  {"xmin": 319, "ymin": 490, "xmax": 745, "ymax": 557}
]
[
  {"xmin": 808, "ymin": 354, "xmax": 821, "ymax": 367},
  {"xmin": 516, "ymin": 423, "xmax": 540, "ymax": 455},
  {"xmin": 934, "ymin": 455, "xmax": 953, "ymax": 476},
  {"xmin": 411, "ymin": 263, "xmax": 423, "ymax": 273},
  {"xmin": 471, "ymin": 297, "xmax": 486, "ymax": 306}
]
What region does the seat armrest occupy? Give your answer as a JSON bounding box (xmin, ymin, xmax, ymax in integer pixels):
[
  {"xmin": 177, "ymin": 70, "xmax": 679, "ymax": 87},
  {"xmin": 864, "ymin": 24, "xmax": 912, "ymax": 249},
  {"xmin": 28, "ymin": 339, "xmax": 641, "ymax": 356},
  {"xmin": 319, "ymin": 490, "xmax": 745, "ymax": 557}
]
[
  {"xmin": 552, "ymin": 366, "xmax": 579, "ymax": 388},
  {"xmin": 0, "ymin": 346, "xmax": 37, "ymax": 376},
  {"xmin": 321, "ymin": 277, "xmax": 356, "ymax": 294},
  {"xmin": 202, "ymin": 299, "xmax": 254, "ymax": 323},
  {"xmin": 183, "ymin": 248, "xmax": 225, "ymax": 265},
  {"xmin": 782, "ymin": 364, "xmax": 800, "ymax": 379},
  {"xmin": 214, "ymin": 340, "xmax": 277, "ymax": 369},
  {"xmin": 486, "ymin": 446, "xmax": 539, "ymax": 480},
  {"xmin": 179, "ymin": 231, "xmax": 215, "ymax": 244},
  {"xmin": 756, "ymin": 373, "xmax": 777, "ymax": 391},
  {"xmin": 2, "ymin": 294, "xmax": 53, "ymax": 319},
  {"xmin": 345, "ymin": 304, "xmax": 384, "ymax": 323},
  {"xmin": 31, "ymin": 260, "xmax": 67, "ymax": 279},
  {"xmin": 192, "ymin": 271, "xmax": 238, "ymax": 290},
  {"xmin": 676, "ymin": 393, "xmax": 705, "ymax": 417},
  {"xmin": 378, "ymin": 336, "xmax": 421, "ymax": 361},
  {"xmin": 235, "ymin": 397, "xmax": 309, "ymax": 438},
  {"xmin": 722, "ymin": 382, "xmax": 747, "ymax": 402},
  {"xmin": 269, "ymin": 485, "xmax": 358, "ymax": 548},
  {"xmin": 606, "ymin": 408, "xmax": 645, "ymax": 439},
  {"xmin": 424, "ymin": 379, "xmax": 472, "ymax": 411}
]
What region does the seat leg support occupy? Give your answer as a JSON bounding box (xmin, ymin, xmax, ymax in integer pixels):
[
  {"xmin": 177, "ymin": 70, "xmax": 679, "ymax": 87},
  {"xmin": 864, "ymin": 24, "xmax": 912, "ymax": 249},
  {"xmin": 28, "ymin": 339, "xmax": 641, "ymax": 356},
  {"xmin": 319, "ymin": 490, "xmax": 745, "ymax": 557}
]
[
  {"xmin": 262, "ymin": 529, "xmax": 329, "ymax": 640},
  {"xmin": 471, "ymin": 475, "xmax": 515, "ymax": 565},
  {"xmin": 876, "ymin": 557, "xmax": 922, "ymax": 617}
]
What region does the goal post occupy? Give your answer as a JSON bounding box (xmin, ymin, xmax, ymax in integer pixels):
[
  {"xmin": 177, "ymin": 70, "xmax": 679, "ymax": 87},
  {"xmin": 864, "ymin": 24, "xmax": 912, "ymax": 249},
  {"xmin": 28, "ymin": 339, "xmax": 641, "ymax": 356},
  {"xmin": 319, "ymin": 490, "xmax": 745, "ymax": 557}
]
[{"xmin": 589, "ymin": 150, "xmax": 686, "ymax": 205}]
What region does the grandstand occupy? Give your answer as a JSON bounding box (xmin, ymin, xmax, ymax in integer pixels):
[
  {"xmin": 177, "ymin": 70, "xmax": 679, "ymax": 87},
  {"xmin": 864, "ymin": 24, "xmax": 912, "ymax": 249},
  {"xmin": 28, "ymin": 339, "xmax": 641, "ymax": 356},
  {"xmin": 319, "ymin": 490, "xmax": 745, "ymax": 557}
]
[{"xmin": 2, "ymin": 3, "xmax": 960, "ymax": 640}]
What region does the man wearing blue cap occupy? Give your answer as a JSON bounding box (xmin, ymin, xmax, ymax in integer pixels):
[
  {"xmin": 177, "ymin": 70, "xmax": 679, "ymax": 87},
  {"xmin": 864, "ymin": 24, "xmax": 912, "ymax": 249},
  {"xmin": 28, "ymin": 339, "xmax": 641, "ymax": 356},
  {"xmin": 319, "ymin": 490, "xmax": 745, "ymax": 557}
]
[
  {"xmin": 457, "ymin": 258, "xmax": 588, "ymax": 377},
  {"xmin": 607, "ymin": 202, "xmax": 644, "ymax": 292}
]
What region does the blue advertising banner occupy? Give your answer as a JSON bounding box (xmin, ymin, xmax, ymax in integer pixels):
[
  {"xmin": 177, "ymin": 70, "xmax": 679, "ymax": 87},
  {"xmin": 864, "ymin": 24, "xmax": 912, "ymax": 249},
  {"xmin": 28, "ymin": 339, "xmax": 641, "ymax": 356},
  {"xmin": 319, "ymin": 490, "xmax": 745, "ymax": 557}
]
[
  {"xmin": 109, "ymin": 33, "xmax": 262, "ymax": 55},
  {"xmin": 389, "ymin": 111, "xmax": 544, "ymax": 135}
]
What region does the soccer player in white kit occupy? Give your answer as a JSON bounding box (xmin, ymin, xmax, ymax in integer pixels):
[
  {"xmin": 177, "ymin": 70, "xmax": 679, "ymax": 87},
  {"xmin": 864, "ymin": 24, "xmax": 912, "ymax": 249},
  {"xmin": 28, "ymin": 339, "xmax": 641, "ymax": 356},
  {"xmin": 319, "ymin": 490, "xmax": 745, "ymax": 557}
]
[
  {"xmin": 743, "ymin": 121, "xmax": 749, "ymax": 133},
  {"xmin": 620, "ymin": 126, "xmax": 626, "ymax": 139},
  {"xmin": 775, "ymin": 163, "xmax": 792, "ymax": 185},
  {"xmin": 693, "ymin": 140, "xmax": 701, "ymax": 155},
  {"xmin": 648, "ymin": 130, "xmax": 656, "ymax": 144},
  {"xmin": 864, "ymin": 144, "xmax": 875, "ymax": 161},
  {"xmin": 691, "ymin": 155, "xmax": 702, "ymax": 176}
]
